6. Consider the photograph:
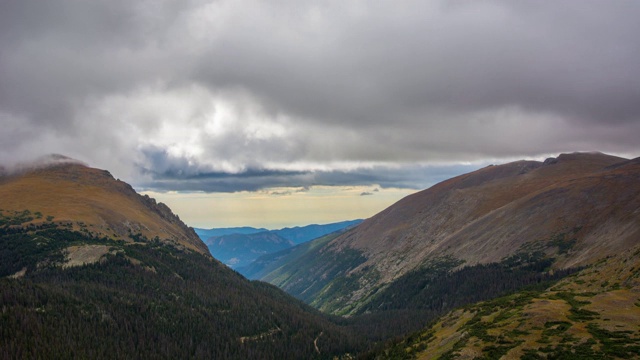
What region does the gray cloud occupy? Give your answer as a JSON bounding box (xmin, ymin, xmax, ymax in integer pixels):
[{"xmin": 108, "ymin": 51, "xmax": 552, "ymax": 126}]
[
  {"xmin": 136, "ymin": 146, "xmax": 482, "ymax": 192},
  {"xmin": 1, "ymin": 0, "xmax": 639, "ymax": 192}
]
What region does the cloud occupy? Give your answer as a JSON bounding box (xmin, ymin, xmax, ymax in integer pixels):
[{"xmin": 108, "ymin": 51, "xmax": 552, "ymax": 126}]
[
  {"xmin": 360, "ymin": 192, "xmax": 373, "ymax": 196},
  {"xmin": 1, "ymin": 0, "xmax": 639, "ymax": 192},
  {"xmin": 135, "ymin": 146, "xmax": 483, "ymax": 192}
]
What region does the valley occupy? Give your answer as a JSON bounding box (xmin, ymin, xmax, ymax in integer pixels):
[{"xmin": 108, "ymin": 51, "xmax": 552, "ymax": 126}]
[
  {"xmin": 196, "ymin": 220, "xmax": 361, "ymax": 269},
  {"xmin": 1, "ymin": 152, "xmax": 639, "ymax": 359}
]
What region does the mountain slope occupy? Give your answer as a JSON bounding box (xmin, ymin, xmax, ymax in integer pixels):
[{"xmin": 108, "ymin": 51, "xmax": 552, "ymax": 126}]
[
  {"xmin": 272, "ymin": 220, "xmax": 363, "ymax": 245},
  {"xmin": 203, "ymin": 220, "xmax": 363, "ymax": 269},
  {"xmin": 207, "ymin": 232, "xmax": 294, "ymax": 268},
  {"xmin": 0, "ymin": 158, "xmax": 365, "ymax": 358},
  {"xmin": 376, "ymin": 244, "xmax": 640, "ymax": 359},
  {"xmin": 0, "ymin": 155, "xmax": 207, "ymax": 255},
  {"xmin": 257, "ymin": 152, "xmax": 640, "ymax": 315}
]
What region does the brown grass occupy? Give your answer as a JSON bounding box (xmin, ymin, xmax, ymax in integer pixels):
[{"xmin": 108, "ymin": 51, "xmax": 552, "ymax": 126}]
[{"xmin": 0, "ymin": 164, "xmax": 208, "ymax": 255}]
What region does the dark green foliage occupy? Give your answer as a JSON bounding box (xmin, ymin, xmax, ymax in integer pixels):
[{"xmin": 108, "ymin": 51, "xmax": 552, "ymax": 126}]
[
  {"xmin": 361, "ymin": 253, "xmax": 573, "ymax": 316},
  {"xmin": 548, "ymin": 292, "xmax": 599, "ymax": 321},
  {"xmin": 542, "ymin": 321, "xmax": 572, "ymax": 337},
  {"xmin": 360, "ymin": 290, "xmax": 554, "ymax": 359},
  {"xmin": 587, "ymin": 324, "xmax": 640, "ymax": 358},
  {"xmin": 261, "ymin": 235, "xmax": 369, "ymax": 308},
  {"xmin": 526, "ymin": 324, "xmax": 640, "ymax": 359},
  {"xmin": 548, "ymin": 227, "xmax": 581, "ymax": 255},
  {"xmin": 0, "ymin": 209, "xmax": 34, "ymax": 226},
  {"xmin": 0, "ymin": 224, "xmax": 366, "ymax": 359},
  {"xmin": 481, "ymin": 341, "xmax": 523, "ymax": 359},
  {"xmin": 0, "ymin": 222, "xmax": 103, "ymax": 276}
]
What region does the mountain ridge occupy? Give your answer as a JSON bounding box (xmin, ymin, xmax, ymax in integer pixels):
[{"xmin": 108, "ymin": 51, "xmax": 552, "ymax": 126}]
[
  {"xmin": 255, "ymin": 152, "xmax": 640, "ymax": 315},
  {"xmin": 0, "ymin": 157, "xmax": 367, "ymax": 358},
  {"xmin": 0, "ymin": 160, "xmax": 208, "ymax": 255},
  {"xmin": 200, "ymin": 220, "xmax": 363, "ymax": 269}
]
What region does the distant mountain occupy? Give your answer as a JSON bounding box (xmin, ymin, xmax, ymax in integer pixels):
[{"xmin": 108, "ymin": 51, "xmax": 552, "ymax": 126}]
[
  {"xmin": 255, "ymin": 152, "xmax": 640, "ymax": 321},
  {"xmin": 202, "ymin": 220, "xmax": 362, "ymax": 269},
  {"xmin": 272, "ymin": 220, "xmax": 363, "ymax": 245},
  {"xmin": 195, "ymin": 220, "xmax": 362, "ymax": 243},
  {"xmin": 194, "ymin": 226, "xmax": 267, "ymax": 240},
  {"xmin": 238, "ymin": 231, "xmax": 343, "ymax": 279},
  {"xmin": 206, "ymin": 232, "xmax": 294, "ymax": 268},
  {"xmin": 0, "ymin": 159, "xmax": 366, "ymax": 358}
]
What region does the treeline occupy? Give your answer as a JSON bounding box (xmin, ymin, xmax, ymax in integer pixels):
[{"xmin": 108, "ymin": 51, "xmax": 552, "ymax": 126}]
[
  {"xmin": 0, "ymin": 220, "xmax": 581, "ymax": 358},
  {"xmin": 342, "ymin": 253, "xmax": 577, "ymax": 343}
]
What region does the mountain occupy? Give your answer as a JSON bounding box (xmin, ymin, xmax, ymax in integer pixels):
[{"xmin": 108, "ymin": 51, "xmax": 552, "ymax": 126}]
[
  {"xmin": 238, "ymin": 231, "xmax": 344, "ymax": 279},
  {"xmin": 272, "ymin": 220, "xmax": 363, "ymax": 245},
  {"xmin": 254, "ymin": 152, "xmax": 640, "ymax": 318},
  {"xmin": 194, "ymin": 220, "xmax": 362, "ymax": 244},
  {"xmin": 194, "ymin": 226, "xmax": 267, "ymax": 240},
  {"xmin": 0, "ymin": 155, "xmax": 208, "ymax": 255},
  {"xmin": 202, "ymin": 220, "xmax": 363, "ymax": 269},
  {"xmin": 207, "ymin": 232, "xmax": 294, "ymax": 268},
  {"xmin": 0, "ymin": 158, "xmax": 365, "ymax": 358},
  {"xmin": 374, "ymin": 243, "xmax": 640, "ymax": 359}
]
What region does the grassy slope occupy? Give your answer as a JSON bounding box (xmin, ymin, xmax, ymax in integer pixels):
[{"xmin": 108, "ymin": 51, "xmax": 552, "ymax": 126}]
[
  {"xmin": 0, "ymin": 163, "xmax": 207, "ymax": 254},
  {"xmin": 374, "ymin": 245, "xmax": 640, "ymax": 359}
]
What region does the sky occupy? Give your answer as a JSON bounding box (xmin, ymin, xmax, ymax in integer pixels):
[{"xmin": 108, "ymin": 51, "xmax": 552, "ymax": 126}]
[{"xmin": 1, "ymin": 1, "xmax": 639, "ymax": 228}]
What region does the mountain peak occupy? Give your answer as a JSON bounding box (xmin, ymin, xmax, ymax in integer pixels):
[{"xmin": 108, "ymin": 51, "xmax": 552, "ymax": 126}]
[
  {"xmin": 0, "ymin": 158, "xmax": 209, "ymax": 255},
  {"xmin": 259, "ymin": 151, "xmax": 640, "ymax": 315},
  {"xmin": 0, "ymin": 154, "xmax": 87, "ymax": 176}
]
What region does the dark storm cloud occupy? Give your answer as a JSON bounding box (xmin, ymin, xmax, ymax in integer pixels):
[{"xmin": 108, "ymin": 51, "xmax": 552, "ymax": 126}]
[
  {"xmin": 194, "ymin": 1, "xmax": 640, "ymax": 127},
  {"xmin": 136, "ymin": 146, "xmax": 481, "ymax": 192},
  {"xmin": 1, "ymin": 0, "xmax": 639, "ymax": 192}
]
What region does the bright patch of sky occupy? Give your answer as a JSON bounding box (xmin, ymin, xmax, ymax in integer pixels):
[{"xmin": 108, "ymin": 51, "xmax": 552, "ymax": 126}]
[{"xmin": 143, "ymin": 186, "xmax": 415, "ymax": 229}]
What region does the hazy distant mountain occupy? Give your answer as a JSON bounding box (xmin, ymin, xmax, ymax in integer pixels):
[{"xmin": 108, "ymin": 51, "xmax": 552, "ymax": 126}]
[
  {"xmin": 0, "ymin": 159, "xmax": 366, "ymax": 358},
  {"xmin": 272, "ymin": 220, "xmax": 362, "ymax": 245},
  {"xmin": 206, "ymin": 232, "xmax": 295, "ymax": 268},
  {"xmin": 201, "ymin": 220, "xmax": 362, "ymax": 269},
  {"xmin": 255, "ymin": 152, "xmax": 640, "ymax": 319},
  {"xmin": 238, "ymin": 231, "xmax": 345, "ymax": 279},
  {"xmin": 195, "ymin": 220, "xmax": 362, "ymax": 243},
  {"xmin": 194, "ymin": 226, "xmax": 267, "ymax": 240}
]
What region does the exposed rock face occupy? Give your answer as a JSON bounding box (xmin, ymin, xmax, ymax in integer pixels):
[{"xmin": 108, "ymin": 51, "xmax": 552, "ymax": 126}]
[
  {"xmin": 0, "ymin": 159, "xmax": 209, "ymax": 255},
  {"xmin": 63, "ymin": 245, "xmax": 114, "ymax": 268}
]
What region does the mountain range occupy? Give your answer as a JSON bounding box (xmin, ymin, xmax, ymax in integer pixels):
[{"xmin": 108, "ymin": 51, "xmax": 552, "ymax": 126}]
[
  {"xmin": 0, "ymin": 158, "xmax": 366, "ymax": 358},
  {"xmin": 197, "ymin": 220, "xmax": 362, "ymax": 269},
  {"xmin": 2, "ymin": 152, "xmax": 639, "ymax": 358},
  {"xmin": 249, "ymin": 152, "xmax": 640, "ymax": 335}
]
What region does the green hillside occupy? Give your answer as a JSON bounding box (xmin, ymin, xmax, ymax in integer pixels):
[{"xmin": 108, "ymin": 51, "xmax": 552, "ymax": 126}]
[
  {"xmin": 371, "ymin": 245, "xmax": 640, "ymax": 359},
  {"xmin": 0, "ymin": 214, "xmax": 365, "ymax": 359}
]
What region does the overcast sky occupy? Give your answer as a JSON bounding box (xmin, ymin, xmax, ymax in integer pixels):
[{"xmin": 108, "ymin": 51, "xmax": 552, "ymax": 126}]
[{"xmin": 1, "ymin": 1, "xmax": 639, "ymax": 227}]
